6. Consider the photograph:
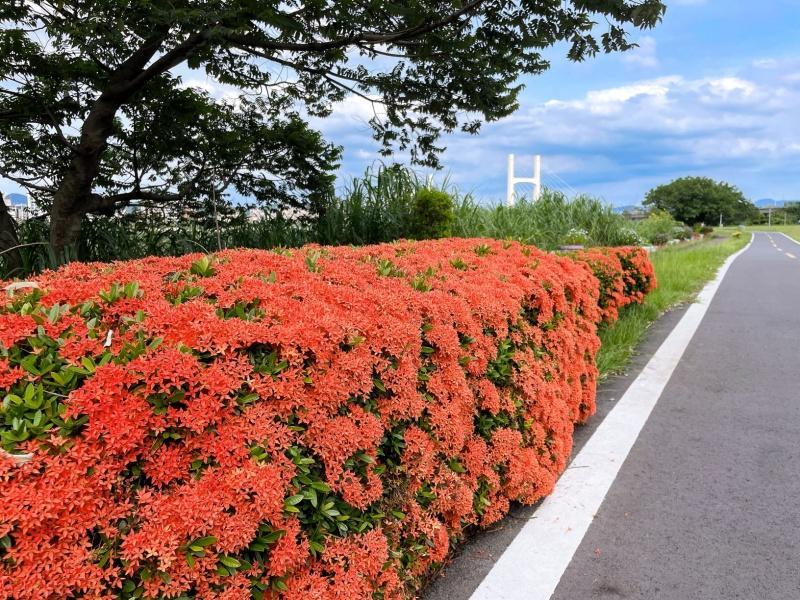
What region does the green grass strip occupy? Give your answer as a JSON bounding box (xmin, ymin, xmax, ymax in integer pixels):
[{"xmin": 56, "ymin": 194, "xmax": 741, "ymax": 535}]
[
  {"xmin": 596, "ymin": 233, "xmax": 751, "ymax": 378},
  {"xmin": 745, "ymin": 224, "xmax": 800, "ymax": 240}
]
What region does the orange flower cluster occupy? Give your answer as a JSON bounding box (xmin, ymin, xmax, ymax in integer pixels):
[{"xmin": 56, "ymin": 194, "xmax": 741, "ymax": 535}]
[
  {"xmin": 572, "ymin": 247, "xmax": 656, "ymax": 322},
  {"xmin": 0, "ymin": 239, "xmax": 654, "ymax": 599}
]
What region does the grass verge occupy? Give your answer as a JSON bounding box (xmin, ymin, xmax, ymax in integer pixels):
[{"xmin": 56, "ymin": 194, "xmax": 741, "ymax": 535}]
[
  {"xmin": 745, "ymin": 224, "xmax": 800, "ymax": 241},
  {"xmin": 596, "ymin": 233, "xmax": 751, "ymax": 377}
]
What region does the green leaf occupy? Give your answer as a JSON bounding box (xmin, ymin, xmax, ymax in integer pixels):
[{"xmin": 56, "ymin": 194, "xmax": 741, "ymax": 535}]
[
  {"xmin": 310, "ymin": 481, "xmax": 331, "ymax": 492},
  {"xmin": 285, "ymin": 493, "xmax": 304, "ymax": 505},
  {"xmin": 219, "ymin": 555, "xmax": 241, "ymax": 569},
  {"xmin": 191, "ymin": 535, "xmax": 217, "ymax": 547}
]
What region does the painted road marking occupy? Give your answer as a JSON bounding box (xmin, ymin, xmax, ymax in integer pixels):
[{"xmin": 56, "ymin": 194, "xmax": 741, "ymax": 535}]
[
  {"xmin": 469, "ymin": 236, "xmax": 755, "ymax": 600},
  {"xmin": 786, "ymin": 252, "xmax": 796, "ymax": 260},
  {"xmin": 778, "ymin": 231, "xmax": 800, "ymax": 247}
]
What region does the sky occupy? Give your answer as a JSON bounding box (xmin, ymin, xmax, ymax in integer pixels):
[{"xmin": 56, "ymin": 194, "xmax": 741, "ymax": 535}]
[
  {"xmin": 316, "ymin": 0, "xmax": 800, "ymax": 206},
  {"xmin": 4, "ymin": 1, "xmax": 800, "ymax": 208}
]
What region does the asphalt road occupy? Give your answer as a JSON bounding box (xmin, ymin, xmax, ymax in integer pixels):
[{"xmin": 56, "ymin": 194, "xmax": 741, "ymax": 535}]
[{"xmin": 424, "ymin": 232, "xmax": 800, "ymax": 600}]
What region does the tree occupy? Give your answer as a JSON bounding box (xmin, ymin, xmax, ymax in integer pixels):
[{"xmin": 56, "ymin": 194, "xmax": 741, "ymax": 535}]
[
  {"xmin": 781, "ymin": 202, "xmax": 800, "ymax": 224},
  {"xmin": 643, "ymin": 177, "xmax": 759, "ymax": 226},
  {"xmin": 1, "ymin": 0, "xmax": 666, "ymax": 259},
  {"xmin": 0, "ymin": 199, "xmax": 22, "ymax": 274}
]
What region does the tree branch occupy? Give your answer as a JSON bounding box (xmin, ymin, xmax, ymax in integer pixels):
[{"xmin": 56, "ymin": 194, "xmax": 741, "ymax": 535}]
[
  {"xmin": 222, "ymin": 0, "xmax": 489, "ymax": 53},
  {"xmin": 0, "ymin": 171, "xmax": 55, "ymax": 193}
]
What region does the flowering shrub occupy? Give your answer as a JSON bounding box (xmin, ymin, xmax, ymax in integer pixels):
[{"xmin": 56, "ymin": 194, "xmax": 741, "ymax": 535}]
[
  {"xmin": 572, "ymin": 246, "xmax": 657, "ymax": 322},
  {"xmin": 0, "ymin": 238, "xmax": 654, "ymax": 599}
]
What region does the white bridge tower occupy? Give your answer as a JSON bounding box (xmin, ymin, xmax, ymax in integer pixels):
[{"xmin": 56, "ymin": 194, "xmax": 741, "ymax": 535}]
[{"xmin": 506, "ymin": 154, "xmax": 542, "ymax": 206}]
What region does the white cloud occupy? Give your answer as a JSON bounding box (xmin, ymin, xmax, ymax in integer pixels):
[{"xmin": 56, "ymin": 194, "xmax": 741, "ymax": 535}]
[
  {"xmin": 622, "ymin": 36, "xmax": 659, "ymax": 68},
  {"xmin": 545, "ymin": 76, "xmax": 681, "ymax": 116},
  {"xmin": 177, "ymin": 78, "xmax": 216, "ymax": 94},
  {"xmin": 701, "ymin": 76, "xmax": 757, "ymax": 98}
]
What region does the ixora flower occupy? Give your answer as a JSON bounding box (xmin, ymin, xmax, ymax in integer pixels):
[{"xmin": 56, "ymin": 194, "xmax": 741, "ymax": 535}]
[{"xmin": 0, "ymin": 239, "xmax": 655, "ymax": 599}]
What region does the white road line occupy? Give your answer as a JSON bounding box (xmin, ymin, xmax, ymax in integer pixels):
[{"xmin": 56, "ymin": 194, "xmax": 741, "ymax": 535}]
[
  {"xmin": 777, "ymin": 231, "xmax": 800, "ymax": 248},
  {"xmin": 469, "ymin": 235, "xmax": 755, "ymax": 600},
  {"xmin": 786, "ymin": 252, "xmax": 796, "ymax": 260}
]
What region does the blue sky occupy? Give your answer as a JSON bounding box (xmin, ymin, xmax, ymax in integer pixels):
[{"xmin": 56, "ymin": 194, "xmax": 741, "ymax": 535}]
[
  {"xmin": 4, "ymin": 2, "xmax": 799, "ymax": 207},
  {"xmin": 318, "ymin": 0, "xmax": 800, "ymax": 206}
]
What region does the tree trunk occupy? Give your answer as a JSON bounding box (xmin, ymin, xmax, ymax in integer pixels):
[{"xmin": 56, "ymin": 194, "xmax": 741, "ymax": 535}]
[
  {"xmin": 0, "ymin": 200, "xmax": 23, "ymax": 276},
  {"xmin": 48, "ymin": 35, "xmax": 170, "ymax": 260},
  {"xmin": 49, "ymin": 204, "xmax": 85, "ymax": 261},
  {"xmin": 48, "ymin": 95, "xmax": 120, "ymax": 261},
  {"xmin": 47, "ymin": 33, "xmax": 207, "ymax": 259}
]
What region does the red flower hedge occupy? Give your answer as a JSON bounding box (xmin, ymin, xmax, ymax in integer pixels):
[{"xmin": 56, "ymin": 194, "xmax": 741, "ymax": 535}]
[
  {"xmin": 0, "ymin": 239, "xmax": 654, "ymax": 599},
  {"xmin": 572, "ymin": 246, "xmax": 657, "ymax": 322}
]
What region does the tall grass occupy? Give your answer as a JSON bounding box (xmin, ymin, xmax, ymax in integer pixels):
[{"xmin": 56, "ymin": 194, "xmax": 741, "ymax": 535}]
[
  {"xmin": 453, "ymin": 190, "xmax": 640, "ymax": 249},
  {"xmin": 316, "ymin": 164, "xmax": 418, "ymax": 245},
  {"xmin": 3, "ymin": 164, "xmax": 642, "ymax": 278}
]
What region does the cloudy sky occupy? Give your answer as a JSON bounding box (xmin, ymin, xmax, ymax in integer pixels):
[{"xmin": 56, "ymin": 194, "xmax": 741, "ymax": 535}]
[{"xmin": 319, "ymin": 0, "xmax": 800, "ymax": 206}]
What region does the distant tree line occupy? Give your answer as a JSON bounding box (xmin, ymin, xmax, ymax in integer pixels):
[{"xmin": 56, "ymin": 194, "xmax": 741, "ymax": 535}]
[{"xmin": 644, "ymin": 177, "xmax": 761, "ymax": 226}]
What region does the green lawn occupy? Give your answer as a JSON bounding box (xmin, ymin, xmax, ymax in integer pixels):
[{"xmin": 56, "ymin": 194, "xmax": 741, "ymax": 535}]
[
  {"xmin": 745, "ymin": 224, "xmax": 800, "ymax": 241},
  {"xmin": 596, "ymin": 232, "xmax": 751, "ymax": 377}
]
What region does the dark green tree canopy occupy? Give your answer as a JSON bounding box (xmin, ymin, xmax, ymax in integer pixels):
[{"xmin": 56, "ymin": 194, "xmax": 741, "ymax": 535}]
[
  {"xmin": 0, "ymin": 0, "xmax": 666, "ymax": 256},
  {"xmin": 643, "ymin": 177, "xmax": 759, "ymax": 225}
]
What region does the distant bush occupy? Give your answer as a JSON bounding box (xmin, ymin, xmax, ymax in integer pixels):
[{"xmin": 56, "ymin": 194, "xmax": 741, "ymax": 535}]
[
  {"xmin": 634, "ymin": 209, "xmax": 682, "ymax": 245},
  {"xmin": 562, "ymin": 227, "xmax": 590, "ymax": 246},
  {"xmin": 694, "ymin": 224, "xmax": 714, "ymax": 235},
  {"xmin": 410, "ymin": 189, "xmax": 455, "ymax": 239},
  {"xmin": 616, "ymin": 228, "xmax": 644, "ymax": 246},
  {"xmin": 651, "ymin": 232, "xmax": 671, "ymax": 246},
  {"xmin": 672, "ymin": 226, "xmax": 692, "ymax": 241}
]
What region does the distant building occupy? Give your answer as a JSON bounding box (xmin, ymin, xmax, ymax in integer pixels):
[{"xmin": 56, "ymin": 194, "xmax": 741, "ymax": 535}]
[
  {"xmin": 756, "ymin": 200, "xmax": 800, "ymax": 222},
  {"xmin": 246, "ymin": 207, "xmax": 265, "ymax": 222},
  {"xmin": 758, "ymin": 200, "xmax": 800, "ymax": 220},
  {"xmin": 622, "ymin": 208, "xmax": 648, "ymax": 221},
  {"xmin": 2, "ymin": 192, "xmax": 37, "ymax": 221}
]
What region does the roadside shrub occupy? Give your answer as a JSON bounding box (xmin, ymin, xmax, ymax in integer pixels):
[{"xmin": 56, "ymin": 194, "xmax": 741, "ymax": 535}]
[
  {"xmin": 651, "ymin": 232, "xmax": 671, "ymax": 246},
  {"xmin": 572, "ymin": 246, "xmax": 657, "ymax": 322},
  {"xmin": 635, "ymin": 209, "xmax": 682, "ymax": 245},
  {"xmin": 561, "ymin": 228, "xmax": 590, "ymax": 247},
  {"xmin": 0, "ymin": 239, "xmax": 655, "ymax": 598},
  {"xmin": 694, "ymin": 224, "xmax": 714, "ymax": 235},
  {"xmin": 672, "ymin": 226, "xmax": 692, "ymax": 241},
  {"xmin": 410, "ymin": 189, "xmax": 455, "ymax": 239},
  {"xmin": 616, "ymin": 228, "xmax": 644, "ymax": 246}
]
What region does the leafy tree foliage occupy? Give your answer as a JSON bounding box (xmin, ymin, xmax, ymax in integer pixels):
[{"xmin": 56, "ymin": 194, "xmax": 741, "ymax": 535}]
[
  {"xmin": 779, "ymin": 202, "xmax": 800, "ymax": 224},
  {"xmin": 1, "ymin": 0, "xmax": 666, "ymax": 258},
  {"xmin": 643, "ymin": 177, "xmax": 759, "ymax": 225}
]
